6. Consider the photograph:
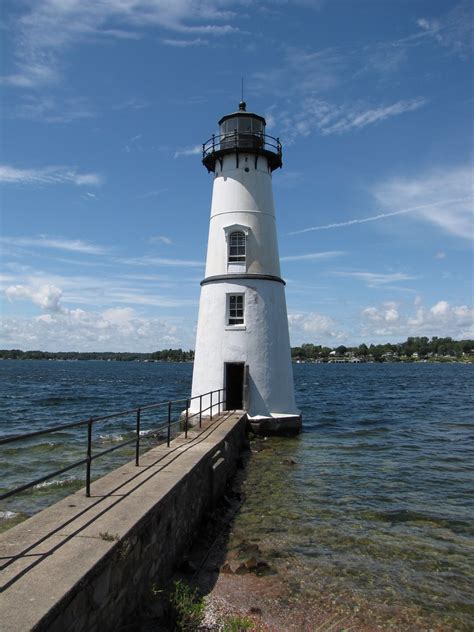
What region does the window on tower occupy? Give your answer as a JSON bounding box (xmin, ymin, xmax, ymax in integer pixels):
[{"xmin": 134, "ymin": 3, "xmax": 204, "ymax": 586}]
[
  {"xmin": 228, "ymin": 231, "xmax": 246, "ymax": 263},
  {"xmin": 227, "ymin": 294, "xmax": 244, "ymax": 325}
]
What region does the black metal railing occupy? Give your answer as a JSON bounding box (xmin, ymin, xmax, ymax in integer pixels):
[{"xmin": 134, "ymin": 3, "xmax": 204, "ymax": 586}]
[
  {"xmin": 202, "ymin": 131, "xmax": 282, "ymax": 161},
  {"xmin": 0, "ymin": 388, "xmax": 226, "ymax": 501}
]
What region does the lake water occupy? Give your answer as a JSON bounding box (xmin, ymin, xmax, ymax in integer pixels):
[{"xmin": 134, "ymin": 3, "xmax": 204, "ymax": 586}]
[{"xmin": 1, "ymin": 360, "xmax": 473, "ymax": 629}]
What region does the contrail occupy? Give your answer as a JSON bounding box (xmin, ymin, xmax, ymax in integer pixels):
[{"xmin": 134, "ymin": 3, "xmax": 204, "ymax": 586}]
[{"xmin": 288, "ymin": 197, "xmax": 471, "ymax": 235}]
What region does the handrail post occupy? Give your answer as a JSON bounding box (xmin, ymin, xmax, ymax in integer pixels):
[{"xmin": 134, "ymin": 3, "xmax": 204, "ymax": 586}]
[
  {"xmin": 199, "ymin": 394, "xmax": 202, "ymax": 428},
  {"xmin": 167, "ymin": 401, "xmax": 171, "ymax": 447},
  {"xmin": 210, "ymin": 391, "xmax": 213, "ymax": 420},
  {"xmin": 135, "ymin": 407, "xmax": 141, "ymax": 466},
  {"xmin": 185, "ymin": 399, "xmax": 189, "ymax": 438},
  {"xmin": 86, "ymin": 418, "xmax": 93, "ymax": 497},
  {"xmin": 218, "ymin": 389, "xmax": 221, "ymax": 415}
]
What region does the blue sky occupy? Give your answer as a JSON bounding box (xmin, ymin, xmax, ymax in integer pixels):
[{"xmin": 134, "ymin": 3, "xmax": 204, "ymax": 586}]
[{"xmin": 1, "ymin": 0, "xmax": 472, "ymax": 351}]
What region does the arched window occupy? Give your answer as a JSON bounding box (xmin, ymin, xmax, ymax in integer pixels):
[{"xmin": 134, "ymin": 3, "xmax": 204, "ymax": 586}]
[{"xmin": 228, "ymin": 231, "xmax": 246, "ymax": 263}]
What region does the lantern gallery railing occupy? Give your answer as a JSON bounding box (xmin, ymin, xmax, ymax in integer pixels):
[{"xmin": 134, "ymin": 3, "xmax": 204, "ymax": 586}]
[
  {"xmin": 0, "ymin": 388, "xmax": 226, "ymax": 501},
  {"xmin": 202, "ymin": 131, "xmax": 282, "ymax": 172}
]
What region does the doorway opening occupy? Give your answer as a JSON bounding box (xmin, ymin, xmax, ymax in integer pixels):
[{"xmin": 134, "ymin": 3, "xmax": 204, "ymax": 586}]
[{"xmin": 225, "ymin": 363, "xmax": 245, "ymax": 410}]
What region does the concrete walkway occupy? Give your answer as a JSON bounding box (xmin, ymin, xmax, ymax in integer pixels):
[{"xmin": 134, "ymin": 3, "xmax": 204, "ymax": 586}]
[{"xmin": 0, "ymin": 411, "xmax": 247, "ymax": 632}]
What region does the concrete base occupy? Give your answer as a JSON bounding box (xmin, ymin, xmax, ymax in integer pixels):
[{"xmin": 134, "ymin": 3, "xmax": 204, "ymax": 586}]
[{"xmin": 247, "ymin": 413, "xmax": 302, "ymax": 436}]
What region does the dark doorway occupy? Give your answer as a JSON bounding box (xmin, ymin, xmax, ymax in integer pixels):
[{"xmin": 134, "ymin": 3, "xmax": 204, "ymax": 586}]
[{"xmin": 225, "ymin": 363, "xmax": 245, "ymax": 410}]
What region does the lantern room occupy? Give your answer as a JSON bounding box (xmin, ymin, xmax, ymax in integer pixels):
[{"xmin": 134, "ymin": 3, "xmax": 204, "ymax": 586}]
[{"xmin": 202, "ymin": 101, "xmax": 282, "ymax": 172}]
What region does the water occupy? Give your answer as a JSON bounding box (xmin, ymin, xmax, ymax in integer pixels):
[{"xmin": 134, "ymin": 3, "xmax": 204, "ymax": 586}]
[
  {"xmin": 233, "ymin": 363, "xmax": 474, "ymax": 630},
  {"xmin": 1, "ymin": 360, "xmax": 473, "ymax": 629},
  {"xmin": 0, "ymin": 360, "xmax": 193, "ymax": 520}
]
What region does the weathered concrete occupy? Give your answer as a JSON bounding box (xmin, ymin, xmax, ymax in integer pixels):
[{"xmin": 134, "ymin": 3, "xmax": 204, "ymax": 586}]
[
  {"xmin": 0, "ymin": 412, "xmax": 247, "ymax": 632},
  {"xmin": 247, "ymin": 414, "xmax": 302, "ymax": 436}
]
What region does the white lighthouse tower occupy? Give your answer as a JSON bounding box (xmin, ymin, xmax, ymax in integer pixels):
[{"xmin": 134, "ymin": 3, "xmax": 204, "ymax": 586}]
[{"xmin": 190, "ymin": 102, "xmax": 301, "ymax": 435}]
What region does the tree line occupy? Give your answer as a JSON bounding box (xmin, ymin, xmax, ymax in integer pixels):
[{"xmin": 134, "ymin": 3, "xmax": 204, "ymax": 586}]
[
  {"xmin": 0, "ymin": 349, "xmax": 195, "ymax": 362},
  {"xmin": 0, "ymin": 337, "xmax": 473, "ymax": 362},
  {"xmin": 291, "ymin": 337, "xmax": 474, "ymax": 361}
]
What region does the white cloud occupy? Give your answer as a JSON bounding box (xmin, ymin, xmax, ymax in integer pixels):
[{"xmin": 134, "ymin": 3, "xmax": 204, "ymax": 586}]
[
  {"xmin": 1, "ymin": 235, "xmax": 108, "ymax": 255},
  {"xmin": 362, "ymin": 302, "xmax": 400, "ymax": 323},
  {"xmin": 0, "ymin": 308, "xmax": 191, "ymax": 352},
  {"xmin": 7, "ymin": 95, "xmax": 95, "ymax": 123},
  {"xmin": 281, "ymin": 251, "xmax": 346, "ymax": 262},
  {"xmin": 1, "ymin": 0, "xmax": 240, "ymax": 88},
  {"xmin": 6, "ymin": 284, "xmax": 64, "ymax": 312},
  {"xmin": 162, "ymin": 38, "xmax": 209, "ymax": 47},
  {"xmin": 119, "ymin": 256, "xmax": 204, "ymax": 267},
  {"xmin": 288, "ymin": 198, "xmax": 469, "ymax": 235},
  {"xmin": 174, "ymin": 145, "xmax": 202, "ymax": 158},
  {"xmin": 137, "ymin": 189, "xmax": 168, "ymax": 199},
  {"xmin": 331, "ymin": 271, "xmax": 417, "ymax": 287},
  {"xmin": 0, "ymin": 264, "xmax": 199, "ymax": 311},
  {"xmin": 361, "ymin": 298, "xmax": 474, "ymax": 340},
  {"xmin": 0, "ymin": 165, "xmax": 103, "ymax": 187},
  {"xmin": 373, "ymin": 165, "xmax": 473, "ymax": 240},
  {"xmin": 251, "ymin": 46, "xmax": 344, "ymax": 99},
  {"xmin": 416, "ymin": 2, "xmax": 473, "ymax": 58},
  {"xmin": 113, "ymin": 98, "xmax": 151, "ymax": 111},
  {"xmin": 150, "ymin": 235, "xmax": 173, "ymax": 245},
  {"xmin": 280, "ymin": 96, "xmax": 427, "ymax": 142},
  {"xmin": 288, "ymin": 311, "xmax": 345, "ymax": 345}
]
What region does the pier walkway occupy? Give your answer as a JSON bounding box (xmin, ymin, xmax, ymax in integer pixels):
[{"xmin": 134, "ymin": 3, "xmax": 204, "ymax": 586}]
[{"xmin": 0, "ymin": 411, "xmax": 248, "ymax": 632}]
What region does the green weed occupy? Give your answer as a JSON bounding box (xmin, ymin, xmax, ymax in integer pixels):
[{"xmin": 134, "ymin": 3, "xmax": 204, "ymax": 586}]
[
  {"xmin": 222, "ymin": 615, "xmax": 255, "ymax": 631},
  {"xmin": 169, "ymin": 579, "xmax": 205, "ymax": 631}
]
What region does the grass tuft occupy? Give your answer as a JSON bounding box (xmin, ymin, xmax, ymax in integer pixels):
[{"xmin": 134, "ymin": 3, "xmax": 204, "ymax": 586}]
[{"xmin": 169, "ymin": 579, "xmax": 205, "ymax": 631}]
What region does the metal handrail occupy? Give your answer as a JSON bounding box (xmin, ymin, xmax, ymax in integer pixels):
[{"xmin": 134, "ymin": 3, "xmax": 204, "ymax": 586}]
[
  {"xmin": 202, "ymin": 131, "xmax": 282, "ymax": 160},
  {"xmin": 0, "ymin": 388, "xmax": 226, "ymax": 501}
]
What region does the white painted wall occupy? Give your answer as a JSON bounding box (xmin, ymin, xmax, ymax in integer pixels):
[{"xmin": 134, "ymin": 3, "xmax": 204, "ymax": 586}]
[
  {"xmin": 191, "ymin": 280, "xmax": 298, "ymax": 417},
  {"xmin": 191, "ymin": 144, "xmax": 298, "ymax": 419},
  {"xmin": 205, "ymin": 154, "xmax": 281, "ymax": 278}
]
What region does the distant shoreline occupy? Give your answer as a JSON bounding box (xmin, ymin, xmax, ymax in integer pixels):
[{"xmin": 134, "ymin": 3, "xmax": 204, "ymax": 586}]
[
  {"xmin": 1, "ymin": 336, "xmax": 473, "ymax": 363},
  {"xmin": 0, "ymin": 356, "xmax": 472, "ymax": 364}
]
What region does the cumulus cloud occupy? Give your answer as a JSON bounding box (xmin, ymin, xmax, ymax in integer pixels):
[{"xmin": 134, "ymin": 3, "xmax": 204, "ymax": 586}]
[
  {"xmin": 362, "ymin": 299, "xmax": 473, "ymax": 339},
  {"xmin": 0, "ymin": 308, "xmax": 189, "ymax": 352},
  {"xmin": 362, "ymin": 302, "xmax": 399, "ymax": 323},
  {"xmin": 6, "ymin": 284, "xmax": 64, "ymax": 312},
  {"xmin": 288, "ymin": 311, "xmax": 345, "ymax": 345}
]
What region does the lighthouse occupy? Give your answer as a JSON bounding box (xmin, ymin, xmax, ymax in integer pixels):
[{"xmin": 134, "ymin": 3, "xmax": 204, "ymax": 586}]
[{"xmin": 190, "ymin": 102, "xmax": 301, "ymax": 435}]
